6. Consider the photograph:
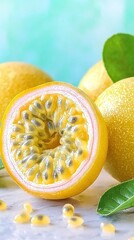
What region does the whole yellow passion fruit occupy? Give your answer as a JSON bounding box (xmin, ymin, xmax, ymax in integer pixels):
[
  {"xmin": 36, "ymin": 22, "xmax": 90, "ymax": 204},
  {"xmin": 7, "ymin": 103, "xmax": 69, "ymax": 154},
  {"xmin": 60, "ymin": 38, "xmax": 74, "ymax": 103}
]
[
  {"xmin": 78, "ymin": 61, "xmax": 113, "ymax": 101},
  {"xmin": 0, "ymin": 62, "xmax": 52, "ymax": 122},
  {"xmin": 96, "ymin": 78, "xmax": 134, "ymax": 181}
]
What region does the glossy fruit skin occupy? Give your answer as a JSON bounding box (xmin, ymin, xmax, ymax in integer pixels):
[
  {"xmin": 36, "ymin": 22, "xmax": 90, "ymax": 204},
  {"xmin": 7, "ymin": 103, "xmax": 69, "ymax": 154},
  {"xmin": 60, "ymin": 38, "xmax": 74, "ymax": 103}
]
[
  {"xmin": 96, "ymin": 78, "xmax": 134, "ymax": 182},
  {"xmin": 1, "ymin": 82, "xmax": 108, "ymax": 199},
  {"xmin": 78, "ymin": 61, "xmax": 113, "ymax": 101},
  {"xmin": 0, "ymin": 62, "xmax": 52, "ymax": 122}
]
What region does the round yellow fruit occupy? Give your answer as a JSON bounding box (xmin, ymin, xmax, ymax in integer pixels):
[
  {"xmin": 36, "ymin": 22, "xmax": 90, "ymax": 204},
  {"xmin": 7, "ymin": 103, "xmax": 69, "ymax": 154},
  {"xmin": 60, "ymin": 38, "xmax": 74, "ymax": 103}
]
[
  {"xmin": 78, "ymin": 61, "xmax": 113, "ymax": 101},
  {"xmin": 0, "ymin": 62, "xmax": 52, "ymax": 122},
  {"xmin": 96, "ymin": 78, "xmax": 134, "ymax": 182},
  {"xmin": 1, "ymin": 82, "xmax": 108, "ymax": 199}
]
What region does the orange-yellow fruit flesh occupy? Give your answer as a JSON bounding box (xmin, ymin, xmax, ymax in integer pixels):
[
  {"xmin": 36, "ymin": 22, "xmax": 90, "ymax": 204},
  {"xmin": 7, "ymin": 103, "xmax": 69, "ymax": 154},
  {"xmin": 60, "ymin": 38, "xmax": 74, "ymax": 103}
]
[
  {"xmin": 0, "ymin": 62, "xmax": 52, "ymax": 122},
  {"xmin": 62, "ymin": 204, "xmax": 74, "ymax": 218},
  {"xmin": 9, "ymin": 94, "xmax": 89, "ymax": 185},
  {"xmin": 14, "ymin": 211, "xmax": 30, "ymax": 224},
  {"xmin": 79, "ymin": 61, "xmax": 113, "ymax": 101},
  {"xmin": 96, "ymin": 78, "xmax": 134, "ymax": 181},
  {"xmin": 31, "ymin": 214, "xmax": 50, "ymax": 226},
  {"xmin": 23, "ymin": 202, "xmax": 33, "ymax": 214},
  {"xmin": 68, "ymin": 216, "xmax": 84, "ymax": 228},
  {"xmin": 1, "ymin": 82, "xmax": 108, "ymax": 199},
  {"xmin": 100, "ymin": 223, "xmax": 116, "ymax": 234},
  {"xmin": 0, "ymin": 200, "xmax": 7, "ymax": 210}
]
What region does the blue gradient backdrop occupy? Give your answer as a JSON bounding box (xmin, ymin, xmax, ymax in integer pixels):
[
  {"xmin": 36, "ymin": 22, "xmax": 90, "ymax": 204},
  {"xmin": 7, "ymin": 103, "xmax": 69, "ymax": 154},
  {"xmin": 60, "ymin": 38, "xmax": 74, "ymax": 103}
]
[{"xmin": 0, "ymin": 0, "xmax": 134, "ymax": 85}]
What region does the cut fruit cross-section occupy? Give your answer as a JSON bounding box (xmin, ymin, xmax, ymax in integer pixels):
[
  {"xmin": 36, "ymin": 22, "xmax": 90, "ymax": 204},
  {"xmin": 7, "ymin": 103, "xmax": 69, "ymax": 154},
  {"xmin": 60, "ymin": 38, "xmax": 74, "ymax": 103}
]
[{"xmin": 1, "ymin": 82, "xmax": 108, "ymax": 199}]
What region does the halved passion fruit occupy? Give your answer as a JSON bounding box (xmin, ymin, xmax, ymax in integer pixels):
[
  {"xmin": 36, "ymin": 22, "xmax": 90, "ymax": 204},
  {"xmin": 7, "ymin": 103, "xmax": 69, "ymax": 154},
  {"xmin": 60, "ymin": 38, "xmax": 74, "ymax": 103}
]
[{"xmin": 1, "ymin": 82, "xmax": 108, "ymax": 199}]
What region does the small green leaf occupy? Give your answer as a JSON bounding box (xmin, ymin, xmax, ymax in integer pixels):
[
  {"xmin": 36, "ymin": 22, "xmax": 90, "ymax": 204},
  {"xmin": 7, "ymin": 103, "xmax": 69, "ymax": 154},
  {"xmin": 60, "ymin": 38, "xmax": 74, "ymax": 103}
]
[
  {"xmin": 103, "ymin": 33, "xmax": 134, "ymax": 82},
  {"xmin": 0, "ymin": 158, "xmax": 4, "ymax": 170},
  {"xmin": 97, "ymin": 179, "xmax": 134, "ymax": 216}
]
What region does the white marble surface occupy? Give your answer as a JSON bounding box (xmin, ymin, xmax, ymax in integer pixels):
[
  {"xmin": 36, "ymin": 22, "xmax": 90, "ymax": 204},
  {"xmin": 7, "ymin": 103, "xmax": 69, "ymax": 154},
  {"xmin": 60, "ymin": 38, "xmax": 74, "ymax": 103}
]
[{"xmin": 0, "ymin": 169, "xmax": 134, "ymax": 240}]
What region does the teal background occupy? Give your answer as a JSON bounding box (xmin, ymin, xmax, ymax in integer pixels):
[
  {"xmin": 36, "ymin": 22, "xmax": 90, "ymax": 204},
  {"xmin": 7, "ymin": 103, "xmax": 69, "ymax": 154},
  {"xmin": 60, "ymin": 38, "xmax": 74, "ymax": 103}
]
[{"xmin": 0, "ymin": 0, "xmax": 134, "ymax": 86}]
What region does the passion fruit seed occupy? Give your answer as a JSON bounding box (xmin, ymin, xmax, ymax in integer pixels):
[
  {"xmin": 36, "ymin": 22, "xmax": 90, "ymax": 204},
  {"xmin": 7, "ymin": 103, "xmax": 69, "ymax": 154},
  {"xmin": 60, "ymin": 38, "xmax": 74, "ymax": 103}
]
[
  {"xmin": 34, "ymin": 100, "xmax": 43, "ymax": 110},
  {"xmin": 14, "ymin": 211, "xmax": 30, "ymax": 224},
  {"xmin": 0, "ymin": 200, "xmax": 7, "ymax": 211},
  {"xmin": 10, "ymin": 94, "xmax": 88, "ymax": 185},
  {"xmin": 22, "ymin": 111, "xmax": 31, "ymax": 121},
  {"xmin": 23, "ymin": 202, "xmax": 33, "ymax": 214},
  {"xmin": 26, "ymin": 164, "xmax": 39, "ymax": 181},
  {"xmin": 31, "ymin": 214, "xmax": 50, "ymax": 226},
  {"xmin": 34, "ymin": 172, "xmax": 42, "ymax": 184},
  {"xmin": 68, "ymin": 216, "xmax": 84, "ymax": 228},
  {"xmin": 100, "ymin": 223, "xmax": 116, "ymax": 234},
  {"xmin": 62, "ymin": 204, "xmax": 74, "ymax": 218}
]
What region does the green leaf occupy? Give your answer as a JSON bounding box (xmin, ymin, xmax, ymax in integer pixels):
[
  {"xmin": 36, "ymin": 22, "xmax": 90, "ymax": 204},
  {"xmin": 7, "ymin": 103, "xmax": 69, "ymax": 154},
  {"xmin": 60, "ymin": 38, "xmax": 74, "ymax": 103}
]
[
  {"xmin": 103, "ymin": 33, "xmax": 134, "ymax": 82},
  {"xmin": 0, "ymin": 158, "xmax": 4, "ymax": 170},
  {"xmin": 97, "ymin": 179, "xmax": 134, "ymax": 216}
]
